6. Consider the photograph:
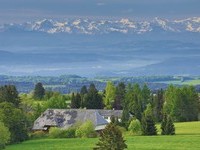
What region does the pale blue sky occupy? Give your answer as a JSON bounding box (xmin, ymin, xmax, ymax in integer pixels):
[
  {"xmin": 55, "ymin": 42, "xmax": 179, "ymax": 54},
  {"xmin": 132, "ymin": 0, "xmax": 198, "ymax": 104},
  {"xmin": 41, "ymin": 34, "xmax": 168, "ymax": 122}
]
[{"xmin": 0, "ymin": 0, "xmax": 199, "ymax": 23}]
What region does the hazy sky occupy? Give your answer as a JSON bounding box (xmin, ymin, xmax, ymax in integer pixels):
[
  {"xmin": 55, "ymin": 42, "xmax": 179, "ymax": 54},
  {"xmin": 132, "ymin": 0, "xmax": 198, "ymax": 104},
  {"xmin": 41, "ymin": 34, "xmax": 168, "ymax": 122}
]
[{"xmin": 0, "ymin": 0, "xmax": 199, "ymax": 23}]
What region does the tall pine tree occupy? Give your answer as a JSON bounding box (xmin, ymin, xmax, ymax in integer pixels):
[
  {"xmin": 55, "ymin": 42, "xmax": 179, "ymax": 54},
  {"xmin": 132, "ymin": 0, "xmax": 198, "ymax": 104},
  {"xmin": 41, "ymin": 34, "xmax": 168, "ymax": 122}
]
[
  {"xmin": 113, "ymin": 82, "xmax": 125, "ymax": 110},
  {"xmin": 84, "ymin": 84, "xmax": 103, "ymax": 109},
  {"xmin": 33, "ymin": 82, "xmax": 45, "ymax": 100},
  {"xmin": 128, "ymin": 84, "xmax": 142, "ymax": 120},
  {"xmin": 121, "ymin": 104, "xmax": 130, "ymax": 129},
  {"xmin": 71, "ymin": 93, "xmax": 81, "ymax": 109},
  {"xmin": 154, "ymin": 89, "xmax": 164, "ymax": 122}
]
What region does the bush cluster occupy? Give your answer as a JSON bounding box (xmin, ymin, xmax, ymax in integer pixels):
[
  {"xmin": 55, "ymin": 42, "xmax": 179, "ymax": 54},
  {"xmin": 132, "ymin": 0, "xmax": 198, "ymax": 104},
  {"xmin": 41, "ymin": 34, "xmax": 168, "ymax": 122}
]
[
  {"xmin": 128, "ymin": 119, "xmax": 142, "ymax": 135},
  {"xmin": 75, "ymin": 121, "xmax": 97, "ymax": 138},
  {"xmin": 48, "ymin": 127, "xmax": 77, "ymax": 138},
  {"xmin": 30, "ymin": 131, "xmax": 48, "ymax": 139}
]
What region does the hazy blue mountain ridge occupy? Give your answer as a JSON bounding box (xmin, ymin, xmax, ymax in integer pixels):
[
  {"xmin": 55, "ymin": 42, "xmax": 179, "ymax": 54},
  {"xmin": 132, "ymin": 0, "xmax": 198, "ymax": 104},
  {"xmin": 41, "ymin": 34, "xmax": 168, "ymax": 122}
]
[{"xmin": 0, "ymin": 17, "xmax": 199, "ymax": 77}]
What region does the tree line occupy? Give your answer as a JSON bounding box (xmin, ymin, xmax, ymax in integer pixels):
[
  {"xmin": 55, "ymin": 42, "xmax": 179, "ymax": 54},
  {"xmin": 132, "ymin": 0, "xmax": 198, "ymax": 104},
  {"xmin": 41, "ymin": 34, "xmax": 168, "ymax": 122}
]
[
  {"xmin": 69, "ymin": 81, "xmax": 199, "ymax": 136},
  {"xmin": 70, "ymin": 82, "xmax": 199, "ymax": 123}
]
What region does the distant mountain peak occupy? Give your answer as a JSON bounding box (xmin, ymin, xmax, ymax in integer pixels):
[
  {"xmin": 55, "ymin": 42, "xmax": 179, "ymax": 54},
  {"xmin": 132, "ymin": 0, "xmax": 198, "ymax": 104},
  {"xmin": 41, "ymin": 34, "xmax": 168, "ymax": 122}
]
[{"xmin": 1, "ymin": 17, "xmax": 200, "ymax": 34}]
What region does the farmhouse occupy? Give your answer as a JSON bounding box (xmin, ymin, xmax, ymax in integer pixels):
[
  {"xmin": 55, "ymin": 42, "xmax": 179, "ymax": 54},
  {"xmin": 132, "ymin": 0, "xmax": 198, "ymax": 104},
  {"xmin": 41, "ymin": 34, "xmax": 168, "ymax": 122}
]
[{"xmin": 32, "ymin": 109, "xmax": 122, "ymax": 131}]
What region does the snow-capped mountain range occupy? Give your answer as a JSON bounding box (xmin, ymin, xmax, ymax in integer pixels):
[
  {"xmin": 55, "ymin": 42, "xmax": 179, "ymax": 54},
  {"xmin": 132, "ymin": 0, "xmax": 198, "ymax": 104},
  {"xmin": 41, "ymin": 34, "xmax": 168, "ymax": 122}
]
[
  {"xmin": 0, "ymin": 17, "xmax": 200, "ymax": 34},
  {"xmin": 0, "ymin": 17, "xmax": 200, "ymax": 77}
]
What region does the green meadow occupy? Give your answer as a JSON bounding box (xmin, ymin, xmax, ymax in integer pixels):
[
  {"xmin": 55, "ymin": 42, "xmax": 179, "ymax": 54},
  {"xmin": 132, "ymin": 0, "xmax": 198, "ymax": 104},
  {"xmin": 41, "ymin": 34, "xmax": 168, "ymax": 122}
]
[
  {"xmin": 156, "ymin": 79, "xmax": 200, "ymax": 86},
  {"xmin": 5, "ymin": 121, "xmax": 200, "ymax": 150}
]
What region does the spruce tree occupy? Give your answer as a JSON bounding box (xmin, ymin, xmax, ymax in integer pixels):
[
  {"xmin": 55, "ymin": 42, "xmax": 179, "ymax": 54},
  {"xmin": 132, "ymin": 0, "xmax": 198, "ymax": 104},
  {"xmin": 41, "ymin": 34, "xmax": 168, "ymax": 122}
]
[
  {"xmin": 141, "ymin": 105, "xmax": 157, "ymax": 136},
  {"xmin": 113, "ymin": 82, "xmax": 125, "ymax": 110},
  {"xmin": 80, "ymin": 85, "xmax": 88, "ymax": 108},
  {"xmin": 127, "ymin": 83, "xmax": 142, "ymax": 121},
  {"xmin": 84, "ymin": 84, "xmax": 103, "ymax": 109},
  {"xmin": 161, "ymin": 114, "xmax": 175, "ymax": 135},
  {"xmin": 121, "ymin": 105, "xmax": 130, "ymax": 129},
  {"xmin": 71, "ymin": 93, "xmax": 81, "ymax": 109},
  {"xmin": 70, "ymin": 93, "xmax": 76, "ymax": 108},
  {"xmin": 154, "ymin": 89, "xmax": 164, "ymax": 122},
  {"xmin": 94, "ymin": 123, "xmax": 127, "ymax": 150},
  {"xmin": 33, "ymin": 82, "xmax": 45, "ymax": 100},
  {"xmin": 80, "ymin": 85, "xmax": 88, "ymax": 95},
  {"xmin": 141, "ymin": 115, "xmax": 157, "ymax": 136},
  {"xmin": 141, "ymin": 84, "xmax": 151, "ymax": 112},
  {"xmin": 166, "ymin": 115, "xmax": 175, "ymax": 135},
  {"xmin": 75, "ymin": 93, "xmax": 81, "ymax": 108}
]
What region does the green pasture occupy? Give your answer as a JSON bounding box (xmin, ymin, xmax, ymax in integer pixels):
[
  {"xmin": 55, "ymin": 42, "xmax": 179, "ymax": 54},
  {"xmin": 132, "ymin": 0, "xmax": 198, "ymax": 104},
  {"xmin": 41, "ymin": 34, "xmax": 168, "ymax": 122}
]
[
  {"xmin": 6, "ymin": 122, "xmax": 200, "ymax": 150},
  {"xmin": 156, "ymin": 79, "xmax": 200, "ymax": 85}
]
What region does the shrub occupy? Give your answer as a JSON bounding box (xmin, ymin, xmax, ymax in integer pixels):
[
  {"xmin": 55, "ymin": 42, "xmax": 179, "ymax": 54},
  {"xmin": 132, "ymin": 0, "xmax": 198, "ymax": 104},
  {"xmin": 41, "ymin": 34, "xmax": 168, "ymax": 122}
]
[
  {"xmin": 48, "ymin": 127, "xmax": 77, "ymax": 138},
  {"xmin": 75, "ymin": 121, "xmax": 97, "ymax": 138},
  {"xmin": 30, "ymin": 131, "xmax": 48, "ymax": 139},
  {"xmin": 128, "ymin": 119, "xmax": 142, "ymax": 135},
  {"xmin": 49, "ymin": 127, "xmax": 64, "ymax": 138},
  {"xmin": 0, "ymin": 122, "xmax": 10, "ymax": 149},
  {"xmin": 65, "ymin": 128, "xmax": 76, "ymax": 138}
]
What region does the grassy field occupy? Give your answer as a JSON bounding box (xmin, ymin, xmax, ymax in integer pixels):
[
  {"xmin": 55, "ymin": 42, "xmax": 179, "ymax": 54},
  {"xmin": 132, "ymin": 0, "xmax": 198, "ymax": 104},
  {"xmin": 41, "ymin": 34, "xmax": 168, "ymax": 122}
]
[
  {"xmin": 156, "ymin": 79, "xmax": 200, "ymax": 86},
  {"xmin": 6, "ymin": 122, "xmax": 200, "ymax": 150}
]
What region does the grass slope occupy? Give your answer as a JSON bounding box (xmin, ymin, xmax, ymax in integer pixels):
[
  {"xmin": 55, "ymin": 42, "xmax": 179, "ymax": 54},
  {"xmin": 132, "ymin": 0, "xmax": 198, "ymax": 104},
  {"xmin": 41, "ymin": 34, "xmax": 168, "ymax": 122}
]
[{"xmin": 6, "ymin": 122, "xmax": 200, "ymax": 150}]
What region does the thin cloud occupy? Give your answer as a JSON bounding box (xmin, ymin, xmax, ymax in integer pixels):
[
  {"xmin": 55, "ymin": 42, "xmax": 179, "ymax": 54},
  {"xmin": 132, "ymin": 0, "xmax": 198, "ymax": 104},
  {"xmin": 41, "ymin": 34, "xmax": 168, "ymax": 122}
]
[{"xmin": 97, "ymin": 2, "xmax": 105, "ymax": 6}]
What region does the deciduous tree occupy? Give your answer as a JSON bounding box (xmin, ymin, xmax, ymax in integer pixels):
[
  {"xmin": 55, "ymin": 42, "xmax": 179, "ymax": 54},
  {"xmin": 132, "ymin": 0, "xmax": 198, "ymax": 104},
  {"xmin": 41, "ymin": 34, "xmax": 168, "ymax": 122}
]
[
  {"xmin": 164, "ymin": 85, "xmax": 199, "ymax": 122},
  {"xmin": 0, "ymin": 85, "xmax": 20, "ymax": 107},
  {"xmin": 0, "ymin": 102, "xmax": 28, "ymax": 143},
  {"xmin": 104, "ymin": 81, "xmax": 116, "ymax": 109},
  {"xmin": 0, "ymin": 122, "xmax": 10, "ymax": 149},
  {"xmin": 128, "ymin": 118, "xmax": 142, "ymax": 135}
]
